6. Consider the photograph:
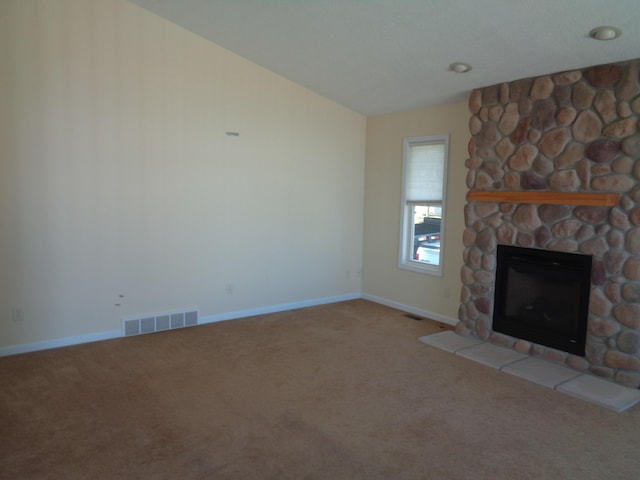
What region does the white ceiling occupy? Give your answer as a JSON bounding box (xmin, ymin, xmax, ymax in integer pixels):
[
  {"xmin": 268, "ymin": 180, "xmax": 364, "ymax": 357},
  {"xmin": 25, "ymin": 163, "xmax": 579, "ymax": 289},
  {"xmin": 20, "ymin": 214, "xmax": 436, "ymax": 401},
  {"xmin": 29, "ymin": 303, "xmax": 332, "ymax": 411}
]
[{"xmin": 130, "ymin": 0, "xmax": 640, "ymax": 116}]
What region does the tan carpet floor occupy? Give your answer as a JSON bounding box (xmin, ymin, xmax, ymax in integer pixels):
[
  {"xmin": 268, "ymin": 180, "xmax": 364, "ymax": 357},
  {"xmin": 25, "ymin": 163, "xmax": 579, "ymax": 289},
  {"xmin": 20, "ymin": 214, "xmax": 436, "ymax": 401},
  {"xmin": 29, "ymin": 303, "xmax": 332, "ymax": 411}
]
[{"xmin": 1, "ymin": 299, "xmax": 638, "ymax": 479}]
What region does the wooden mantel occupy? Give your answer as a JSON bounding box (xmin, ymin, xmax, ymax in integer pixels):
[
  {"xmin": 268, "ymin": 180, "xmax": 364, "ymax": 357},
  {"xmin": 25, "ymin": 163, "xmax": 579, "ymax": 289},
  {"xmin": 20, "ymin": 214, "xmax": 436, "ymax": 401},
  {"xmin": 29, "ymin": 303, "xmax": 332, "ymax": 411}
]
[{"xmin": 468, "ymin": 191, "xmax": 619, "ymax": 207}]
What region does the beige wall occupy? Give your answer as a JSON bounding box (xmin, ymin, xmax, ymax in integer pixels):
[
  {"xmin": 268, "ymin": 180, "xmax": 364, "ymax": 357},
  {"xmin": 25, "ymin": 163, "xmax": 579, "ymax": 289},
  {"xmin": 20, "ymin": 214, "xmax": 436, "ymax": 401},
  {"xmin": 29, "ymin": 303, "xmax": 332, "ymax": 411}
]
[
  {"xmin": 0, "ymin": 0, "xmax": 366, "ymax": 348},
  {"xmin": 363, "ymin": 102, "xmax": 469, "ymax": 323}
]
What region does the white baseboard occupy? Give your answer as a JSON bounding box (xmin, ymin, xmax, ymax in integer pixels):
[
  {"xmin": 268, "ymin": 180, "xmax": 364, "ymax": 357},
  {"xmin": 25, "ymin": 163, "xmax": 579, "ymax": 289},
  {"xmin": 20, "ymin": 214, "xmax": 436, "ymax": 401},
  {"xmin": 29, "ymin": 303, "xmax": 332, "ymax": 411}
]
[
  {"xmin": 361, "ymin": 293, "xmax": 458, "ymax": 326},
  {"xmin": 199, "ymin": 292, "xmax": 362, "ymax": 324},
  {"xmin": 0, "ymin": 329, "xmax": 122, "ymax": 357},
  {"xmin": 0, "ymin": 292, "xmax": 454, "ymax": 357},
  {"xmin": 0, "ymin": 292, "xmax": 362, "ymax": 357}
]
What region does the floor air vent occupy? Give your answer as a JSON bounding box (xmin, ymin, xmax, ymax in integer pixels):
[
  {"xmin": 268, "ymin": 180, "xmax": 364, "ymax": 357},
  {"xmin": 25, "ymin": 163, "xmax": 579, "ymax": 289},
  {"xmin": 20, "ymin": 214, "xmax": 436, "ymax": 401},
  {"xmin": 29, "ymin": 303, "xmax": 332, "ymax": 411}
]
[{"xmin": 123, "ymin": 310, "xmax": 198, "ymax": 336}]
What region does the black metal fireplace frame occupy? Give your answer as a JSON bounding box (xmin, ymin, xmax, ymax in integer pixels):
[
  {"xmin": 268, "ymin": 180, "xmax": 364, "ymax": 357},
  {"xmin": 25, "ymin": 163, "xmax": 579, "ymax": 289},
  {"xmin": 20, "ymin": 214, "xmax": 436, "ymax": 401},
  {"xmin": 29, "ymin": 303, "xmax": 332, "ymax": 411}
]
[{"xmin": 492, "ymin": 245, "xmax": 592, "ymax": 356}]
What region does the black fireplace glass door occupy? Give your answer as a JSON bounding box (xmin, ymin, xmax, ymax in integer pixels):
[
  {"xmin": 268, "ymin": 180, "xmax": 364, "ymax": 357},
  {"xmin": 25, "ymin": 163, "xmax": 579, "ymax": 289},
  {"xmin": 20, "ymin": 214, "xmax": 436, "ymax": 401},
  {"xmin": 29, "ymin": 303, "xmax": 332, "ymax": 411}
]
[{"xmin": 492, "ymin": 245, "xmax": 592, "ymax": 356}]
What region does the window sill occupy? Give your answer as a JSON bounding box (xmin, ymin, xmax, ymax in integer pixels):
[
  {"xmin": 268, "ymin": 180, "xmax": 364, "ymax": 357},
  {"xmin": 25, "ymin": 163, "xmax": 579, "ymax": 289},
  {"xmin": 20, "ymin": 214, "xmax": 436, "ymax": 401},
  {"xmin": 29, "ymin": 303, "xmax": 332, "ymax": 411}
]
[{"xmin": 398, "ymin": 262, "xmax": 443, "ymax": 276}]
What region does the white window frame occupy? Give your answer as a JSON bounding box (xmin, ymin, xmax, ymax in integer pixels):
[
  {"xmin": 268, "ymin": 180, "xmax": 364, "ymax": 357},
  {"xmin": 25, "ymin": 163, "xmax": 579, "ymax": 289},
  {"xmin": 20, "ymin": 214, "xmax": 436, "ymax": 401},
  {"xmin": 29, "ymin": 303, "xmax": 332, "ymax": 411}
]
[{"xmin": 398, "ymin": 134, "xmax": 449, "ymax": 276}]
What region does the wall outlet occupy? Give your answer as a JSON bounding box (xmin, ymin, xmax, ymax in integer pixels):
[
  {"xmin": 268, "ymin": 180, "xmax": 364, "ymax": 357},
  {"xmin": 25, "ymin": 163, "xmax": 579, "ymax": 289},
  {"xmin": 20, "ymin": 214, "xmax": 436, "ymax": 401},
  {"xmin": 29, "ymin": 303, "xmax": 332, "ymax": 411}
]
[
  {"xmin": 444, "ymin": 287, "xmax": 451, "ymax": 298},
  {"xmin": 225, "ymin": 283, "xmax": 233, "ymax": 294},
  {"xmin": 12, "ymin": 308, "xmax": 24, "ymax": 322}
]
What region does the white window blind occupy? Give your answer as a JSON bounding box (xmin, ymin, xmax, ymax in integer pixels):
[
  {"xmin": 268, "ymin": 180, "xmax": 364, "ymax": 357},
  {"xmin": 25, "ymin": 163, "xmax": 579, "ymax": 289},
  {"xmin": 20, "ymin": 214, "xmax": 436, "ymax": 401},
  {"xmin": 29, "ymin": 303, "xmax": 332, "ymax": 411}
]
[{"xmin": 405, "ymin": 142, "xmax": 445, "ymax": 203}]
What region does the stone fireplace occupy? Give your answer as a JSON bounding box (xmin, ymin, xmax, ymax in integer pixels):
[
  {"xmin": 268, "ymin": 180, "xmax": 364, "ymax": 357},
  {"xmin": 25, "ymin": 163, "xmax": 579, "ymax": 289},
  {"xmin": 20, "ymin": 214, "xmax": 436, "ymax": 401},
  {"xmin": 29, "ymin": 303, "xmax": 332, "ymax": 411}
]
[{"xmin": 458, "ymin": 58, "xmax": 640, "ymax": 388}]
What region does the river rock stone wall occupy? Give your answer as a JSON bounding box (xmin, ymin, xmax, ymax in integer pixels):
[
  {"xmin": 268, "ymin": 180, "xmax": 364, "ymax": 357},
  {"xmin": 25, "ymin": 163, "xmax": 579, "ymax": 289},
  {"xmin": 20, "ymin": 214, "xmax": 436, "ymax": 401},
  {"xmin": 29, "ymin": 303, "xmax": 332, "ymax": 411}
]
[{"xmin": 458, "ymin": 59, "xmax": 640, "ymax": 388}]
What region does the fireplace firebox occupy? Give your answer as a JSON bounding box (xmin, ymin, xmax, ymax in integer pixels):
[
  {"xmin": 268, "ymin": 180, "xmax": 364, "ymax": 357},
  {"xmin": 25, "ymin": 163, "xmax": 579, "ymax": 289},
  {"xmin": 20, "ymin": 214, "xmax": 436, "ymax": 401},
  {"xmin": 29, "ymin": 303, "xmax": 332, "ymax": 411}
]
[{"xmin": 492, "ymin": 245, "xmax": 592, "ymax": 356}]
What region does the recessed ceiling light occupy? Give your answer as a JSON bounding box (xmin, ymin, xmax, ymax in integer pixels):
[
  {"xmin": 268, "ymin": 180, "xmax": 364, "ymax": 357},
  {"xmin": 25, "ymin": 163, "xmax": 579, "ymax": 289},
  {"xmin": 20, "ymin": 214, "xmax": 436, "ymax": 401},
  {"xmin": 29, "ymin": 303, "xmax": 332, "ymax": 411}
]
[
  {"xmin": 589, "ymin": 26, "xmax": 622, "ymax": 41},
  {"xmin": 449, "ymin": 62, "xmax": 472, "ymax": 73}
]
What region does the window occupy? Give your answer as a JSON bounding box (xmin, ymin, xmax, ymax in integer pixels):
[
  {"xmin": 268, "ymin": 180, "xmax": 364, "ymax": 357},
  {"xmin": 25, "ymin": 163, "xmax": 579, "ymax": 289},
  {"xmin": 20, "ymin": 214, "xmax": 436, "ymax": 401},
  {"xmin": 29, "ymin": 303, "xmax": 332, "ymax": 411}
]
[{"xmin": 399, "ymin": 135, "xmax": 449, "ymax": 275}]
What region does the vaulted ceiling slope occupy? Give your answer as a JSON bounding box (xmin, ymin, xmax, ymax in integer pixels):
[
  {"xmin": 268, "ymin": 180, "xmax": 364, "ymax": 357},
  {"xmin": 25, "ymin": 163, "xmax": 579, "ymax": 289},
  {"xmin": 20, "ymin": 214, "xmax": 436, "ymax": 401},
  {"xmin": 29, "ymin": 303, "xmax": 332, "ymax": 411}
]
[{"xmin": 130, "ymin": 0, "xmax": 640, "ymax": 116}]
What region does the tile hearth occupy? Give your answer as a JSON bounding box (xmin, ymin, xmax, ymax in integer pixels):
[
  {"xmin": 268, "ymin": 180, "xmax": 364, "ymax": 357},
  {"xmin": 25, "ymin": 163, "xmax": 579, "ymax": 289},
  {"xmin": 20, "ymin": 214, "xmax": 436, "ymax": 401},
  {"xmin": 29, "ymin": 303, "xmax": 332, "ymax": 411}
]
[{"xmin": 419, "ymin": 330, "xmax": 640, "ymax": 413}]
